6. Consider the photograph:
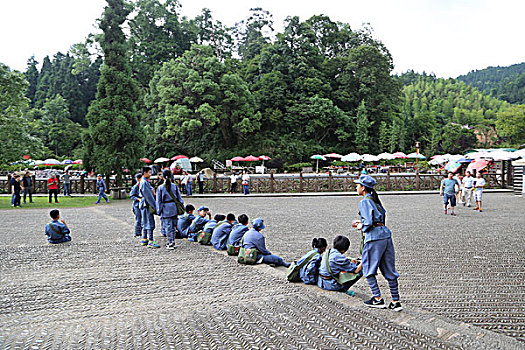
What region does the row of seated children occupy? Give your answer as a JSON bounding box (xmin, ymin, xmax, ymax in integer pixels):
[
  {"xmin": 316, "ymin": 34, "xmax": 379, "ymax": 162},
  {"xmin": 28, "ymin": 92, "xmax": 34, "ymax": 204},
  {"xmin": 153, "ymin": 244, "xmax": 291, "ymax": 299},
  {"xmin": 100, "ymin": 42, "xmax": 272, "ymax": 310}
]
[
  {"xmin": 175, "ymin": 204, "xmax": 291, "ymax": 267},
  {"xmin": 293, "ymin": 236, "xmax": 363, "ymax": 296}
]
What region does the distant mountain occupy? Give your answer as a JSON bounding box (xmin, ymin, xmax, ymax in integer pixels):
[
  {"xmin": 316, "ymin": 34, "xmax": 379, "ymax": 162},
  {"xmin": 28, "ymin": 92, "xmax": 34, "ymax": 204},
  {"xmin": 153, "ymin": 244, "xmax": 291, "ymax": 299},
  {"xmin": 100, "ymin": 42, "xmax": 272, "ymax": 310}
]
[{"xmin": 457, "ymin": 62, "xmax": 525, "ymax": 104}]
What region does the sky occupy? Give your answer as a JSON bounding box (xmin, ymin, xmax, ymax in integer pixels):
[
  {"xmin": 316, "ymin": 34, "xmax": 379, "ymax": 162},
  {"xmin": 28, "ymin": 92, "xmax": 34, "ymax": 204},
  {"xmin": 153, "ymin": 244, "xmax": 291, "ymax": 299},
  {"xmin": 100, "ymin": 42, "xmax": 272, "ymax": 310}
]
[{"xmin": 1, "ymin": 0, "xmax": 524, "ymax": 77}]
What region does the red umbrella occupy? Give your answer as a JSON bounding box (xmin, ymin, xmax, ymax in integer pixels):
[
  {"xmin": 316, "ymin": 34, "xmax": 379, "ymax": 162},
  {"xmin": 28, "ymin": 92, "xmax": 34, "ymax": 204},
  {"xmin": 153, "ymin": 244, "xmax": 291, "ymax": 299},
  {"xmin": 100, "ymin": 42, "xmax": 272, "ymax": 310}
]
[
  {"xmin": 467, "ymin": 159, "xmax": 489, "ymax": 173},
  {"xmin": 171, "ymin": 155, "xmax": 188, "ymax": 161},
  {"xmin": 243, "ymin": 155, "xmax": 260, "ymax": 162},
  {"xmin": 231, "ymin": 156, "xmax": 245, "ymax": 162},
  {"xmin": 258, "ymin": 155, "xmax": 271, "ymax": 161},
  {"xmin": 140, "ymin": 158, "xmax": 152, "ymax": 163},
  {"xmin": 72, "ymin": 159, "xmax": 83, "ymax": 165}
]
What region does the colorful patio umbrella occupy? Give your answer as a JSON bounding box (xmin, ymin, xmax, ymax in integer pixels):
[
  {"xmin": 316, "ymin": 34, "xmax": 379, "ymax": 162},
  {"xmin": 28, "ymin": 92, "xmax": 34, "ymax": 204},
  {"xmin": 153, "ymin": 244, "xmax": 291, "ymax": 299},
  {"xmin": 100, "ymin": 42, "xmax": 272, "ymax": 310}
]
[
  {"xmin": 258, "ymin": 155, "xmax": 271, "ymax": 167},
  {"xmin": 154, "ymin": 157, "xmax": 171, "ymax": 163},
  {"xmin": 72, "ymin": 159, "xmax": 83, "ymax": 165},
  {"xmin": 231, "ymin": 156, "xmax": 245, "ymax": 162},
  {"xmin": 377, "ymin": 152, "xmax": 395, "ymax": 160},
  {"xmin": 61, "ymin": 159, "xmax": 73, "ymax": 164},
  {"xmin": 243, "ymin": 155, "xmax": 260, "ymax": 162},
  {"xmin": 341, "ymin": 153, "xmax": 361, "ymax": 162},
  {"xmin": 310, "ymin": 155, "xmax": 326, "ymax": 173},
  {"xmin": 393, "ymin": 152, "xmax": 408, "ymax": 159},
  {"xmin": 189, "ymin": 157, "xmax": 203, "ymax": 171},
  {"xmin": 140, "ymin": 158, "xmax": 152, "ymax": 163},
  {"xmin": 467, "ymin": 159, "xmax": 489, "ymax": 173},
  {"xmin": 444, "ymin": 160, "xmax": 462, "ymax": 173},
  {"xmin": 323, "ymin": 153, "xmax": 343, "ymax": 159},
  {"xmin": 482, "ymin": 150, "xmax": 519, "ymax": 161},
  {"xmin": 406, "ymin": 152, "xmax": 426, "ymax": 159},
  {"xmin": 43, "ymin": 159, "xmax": 60, "ymax": 165},
  {"xmin": 171, "ymin": 155, "xmax": 188, "ymax": 161},
  {"xmin": 361, "ymin": 154, "xmax": 380, "ymax": 162}
]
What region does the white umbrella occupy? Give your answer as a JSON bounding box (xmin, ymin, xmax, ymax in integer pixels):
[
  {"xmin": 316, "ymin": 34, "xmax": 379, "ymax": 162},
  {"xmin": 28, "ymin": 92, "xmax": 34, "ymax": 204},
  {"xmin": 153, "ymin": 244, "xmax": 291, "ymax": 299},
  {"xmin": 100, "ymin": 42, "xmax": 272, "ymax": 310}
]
[
  {"xmin": 406, "ymin": 152, "xmax": 426, "ymax": 159},
  {"xmin": 341, "ymin": 153, "xmax": 361, "ymax": 162},
  {"xmin": 482, "ymin": 150, "xmax": 519, "ymax": 161},
  {"xmin": 154, "ymin": 157, "xmax": 171, "ymax": 163},
  {"xmin": 189, "ymin": 156, "xmax": 204, "ymax": 171},
  {"xmin": 377, "ymin": 152, "xmax": 395, "ymax": 160},
  {"xmin": 43, "ymin": 159, "xmax": 60, "ymax": 165},
  {"xmin": 34, "ymin": 160, "xmax": 45, "ymax": 165},
  {"xmin": 514, "ymin": 149, "xmax": 525, "ymax": 157},
  {"xmin": 310, "ymin": 155, "xmax": 326, "ymax": 173},
  {"xmin": 361, "ymin": 154, "xmax": 380, "ymax": 162},
  {"xmin": 323, "ymin": 153, "xmax": 343, "ymax": 159}
]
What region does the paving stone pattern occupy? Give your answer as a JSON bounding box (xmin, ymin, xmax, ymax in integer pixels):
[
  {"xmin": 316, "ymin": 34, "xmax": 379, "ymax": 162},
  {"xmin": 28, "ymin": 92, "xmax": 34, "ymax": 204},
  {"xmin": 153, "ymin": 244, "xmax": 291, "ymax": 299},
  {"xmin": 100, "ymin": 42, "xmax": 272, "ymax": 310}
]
[{"xmin": 0, "ymin": 193, "xmax": 524, "ymax": 349}]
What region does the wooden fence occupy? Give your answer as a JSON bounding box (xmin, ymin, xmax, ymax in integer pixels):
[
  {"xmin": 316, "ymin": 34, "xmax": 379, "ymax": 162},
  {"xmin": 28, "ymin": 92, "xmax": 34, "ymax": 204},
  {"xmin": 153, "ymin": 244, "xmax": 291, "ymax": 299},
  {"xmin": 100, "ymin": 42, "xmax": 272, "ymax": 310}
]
[{"xmin": 0, "ymin": 172, "xmax": 505, "ymax": 195}]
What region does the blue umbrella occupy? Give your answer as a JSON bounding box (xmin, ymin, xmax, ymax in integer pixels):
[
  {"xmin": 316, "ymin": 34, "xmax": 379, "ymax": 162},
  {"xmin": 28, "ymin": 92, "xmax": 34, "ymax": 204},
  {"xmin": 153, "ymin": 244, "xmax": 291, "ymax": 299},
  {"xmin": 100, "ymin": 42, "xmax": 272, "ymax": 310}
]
[{"xmin": 444, "ymin": 161, "xmax": 462, "ymax": 172}]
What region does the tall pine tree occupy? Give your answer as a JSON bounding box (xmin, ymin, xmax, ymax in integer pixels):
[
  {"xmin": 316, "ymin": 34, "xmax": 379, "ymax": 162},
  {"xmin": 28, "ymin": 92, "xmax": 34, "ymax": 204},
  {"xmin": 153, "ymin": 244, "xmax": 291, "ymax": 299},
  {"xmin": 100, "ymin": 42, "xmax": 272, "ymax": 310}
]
[
  {"xmin": 84, "ymin": 0, "xmax": 142, "ymax": 181},
  {"xmin": 354, "ymin": 101, "xmax": 371, "ymax": 153}
]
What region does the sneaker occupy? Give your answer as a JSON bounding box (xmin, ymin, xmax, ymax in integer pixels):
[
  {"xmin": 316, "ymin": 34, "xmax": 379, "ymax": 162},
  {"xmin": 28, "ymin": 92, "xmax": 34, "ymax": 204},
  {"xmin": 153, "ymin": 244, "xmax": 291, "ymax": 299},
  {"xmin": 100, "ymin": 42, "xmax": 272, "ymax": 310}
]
[
  {"xmin": 450, "ymin": 212, "xmax": 456, "ymax": 216},
  {"xmin": 473, "ymin": 207, "xmax": 479, "ymax": 211},
  {"xmin": 364, "ymin": 297, "xmax": 386, "ymax": 309},
  {"xmin": 462, "ymin": 202, "xmax": 466, "ymax": 206},
  {"xmin": 388, "ymin": 301, "xmax": 403, "ymax": 312},
  {"xmin": 345, "ymin": 290, "xmax": 355, "ymax": 296},
  {"xmin": 140, "ymin": 239, "xmax": 148, "ymax": 246},
  {"xmin": 444, "ymin": 210, "xmax": 447, "ymax": 215},
  {"xmin": 166, "ymin": 243, "xmax": 175, "ymax": 250},
  {"xmin": 148, "ymin": 241, "xmax": 160, "ymax": 248},
  {"xmin": 478, "ymin": 209, "xmax": 482, "ymax": 212}
]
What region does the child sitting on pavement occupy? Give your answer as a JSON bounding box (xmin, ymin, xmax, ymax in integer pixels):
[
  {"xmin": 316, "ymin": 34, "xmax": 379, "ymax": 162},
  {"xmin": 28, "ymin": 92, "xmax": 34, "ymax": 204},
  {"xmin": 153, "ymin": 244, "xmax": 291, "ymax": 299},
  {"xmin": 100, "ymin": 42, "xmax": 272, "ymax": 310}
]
[
  {"xmin": 227, "ymin": 214, "xmax": 249, "ymax": 255},
  {"xmin": 211, "ymin": 213, "xmax": 236, "ymax": 251},
  {"xmin": 45, "ymin": 209, "xmax": 72, "ymax": 244},
  {"xmin": 187, "ymin": 206, "xmax": 212, "ymax": 242},
  {"xmin": 241, "ymin": 218, "xmax": 290, "ymax": 267},
  {"xmin": 177, "ymin": 204, "xmax": 195, "ymax": 238}
]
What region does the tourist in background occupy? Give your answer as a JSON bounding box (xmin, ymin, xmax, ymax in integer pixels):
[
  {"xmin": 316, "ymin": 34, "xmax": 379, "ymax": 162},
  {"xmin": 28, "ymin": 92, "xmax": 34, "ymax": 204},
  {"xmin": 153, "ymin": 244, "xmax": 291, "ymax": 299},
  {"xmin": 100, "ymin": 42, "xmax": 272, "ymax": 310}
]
[
  {"xmin": 230, "ymin": 173, "xmax": 238, "ymax": 193},
  {"xmin": 22, "ymin": 172, "xmax": 33, "ymax": 204},
  {"xmin": 242, "ymin": 170, "xmax": 250, "ymax": 195},
  {"xmin": 10, "ymin": 174, "xmax": 22, "ymax": 207},
  {"xmin": 62, "ymin": 170, "xmax": 71, "ymax": 196},
  {"xmin": 47, "ymin": 174, "xmax": 59, "ymax": 204},
  {"xmin": 197, "ymin": 170, "xmax": 205, "ymax": 194}
]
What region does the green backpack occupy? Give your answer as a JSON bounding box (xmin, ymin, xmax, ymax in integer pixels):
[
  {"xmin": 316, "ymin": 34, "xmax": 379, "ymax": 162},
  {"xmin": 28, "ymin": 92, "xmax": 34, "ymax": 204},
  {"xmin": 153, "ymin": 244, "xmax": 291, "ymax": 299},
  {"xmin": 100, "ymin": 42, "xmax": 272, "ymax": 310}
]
[
  {"xmin": 166, "ymin": 185, "xmax": 185, "ymax": 216},
  {"xmin": 197, "ymin": 230, "xmax": 211, "ymax": 245},
  {"xmin": 324, "ymin": 249, "xmax": 361, "ymax": 287},
  {"xmin": 237, "ymin": 236, "xmax": 259, "ymax": 265},
  {"xmin": 227, "ymin": 244, "xmax": 240, "ymax": 256},
  {"xmin": 286, "ymin": 251, "xmax": 318, "ymax": 282}
]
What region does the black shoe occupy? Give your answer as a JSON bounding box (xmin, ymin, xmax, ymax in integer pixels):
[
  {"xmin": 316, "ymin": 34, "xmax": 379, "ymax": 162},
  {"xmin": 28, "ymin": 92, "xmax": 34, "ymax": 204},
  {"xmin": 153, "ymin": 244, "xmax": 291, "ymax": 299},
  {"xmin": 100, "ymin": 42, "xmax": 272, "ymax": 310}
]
[
  {"xmin": 364, "ymin": 297, "xmax": 386, "ymax": 309},
  {"xmin": 388, "ymin": 301, "xmax": 403, "ymax": 312}
]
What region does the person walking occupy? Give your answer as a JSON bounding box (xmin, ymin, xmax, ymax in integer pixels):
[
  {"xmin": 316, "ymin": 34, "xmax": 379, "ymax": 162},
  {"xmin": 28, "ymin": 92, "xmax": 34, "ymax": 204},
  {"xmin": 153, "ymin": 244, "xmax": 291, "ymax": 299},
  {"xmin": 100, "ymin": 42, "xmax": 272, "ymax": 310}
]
[
  {"xmin": 242, "ymin": 170, "xmax": 250, "ymax": 195},
  {"xmin": 95, "ymin": 174, "xmax": 109, "ymax": 204},
  {"xmin": 440, "ymin": 172, "xmax": 459, "ymax": 216},
  {"xmin": 461, "ymin": 171, "xmax": 475, "ymax": 207},
  {"xmin": 47, "ymin": 174, "xmax": 59, "ymax": 204},
  {"xmin": 22, "ymin": 172, "xmax": 33, "ymax": 203},
  {"xmin": 183, "ymin": 172, "xmax": 193, "ymax": 196},
  {"xmin": 197, "ymin": 170, "xmax": 205, "ymax": 194},
  {"xmin": 473, "ymin": 172, "xmax": 486, "ymax": 212},
  {"xmin": 62, "ymin": 170, "xmax": 71, "ymax": 196}
]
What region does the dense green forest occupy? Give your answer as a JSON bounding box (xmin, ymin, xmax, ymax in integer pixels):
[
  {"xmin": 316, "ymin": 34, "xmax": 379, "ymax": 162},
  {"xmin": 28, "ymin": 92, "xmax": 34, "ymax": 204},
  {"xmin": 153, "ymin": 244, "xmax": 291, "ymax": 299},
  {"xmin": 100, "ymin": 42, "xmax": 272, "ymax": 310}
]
[
  {"xmin": 458, "ymin": 63, "xmax": 525, "ymax": 104},
  {"xmin": 1, "ymin": 0, "xmax": 524, "ymax": 171}
]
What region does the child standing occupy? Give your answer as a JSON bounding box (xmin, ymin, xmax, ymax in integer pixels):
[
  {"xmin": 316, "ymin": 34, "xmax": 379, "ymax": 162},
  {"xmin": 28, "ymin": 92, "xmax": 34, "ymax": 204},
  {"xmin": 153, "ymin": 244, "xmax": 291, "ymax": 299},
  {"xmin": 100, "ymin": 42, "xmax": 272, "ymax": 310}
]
[
  {"xmin": 129, "ymin": 173, "xmax": 143, "ymax": 237},
  {"xmin": 45, "ymin": 209, "xmax": 72, "ymax": 244},
  {"xmin": 156, "ymin": 169, "xmax": 184, "ymax": 250},
  {"xmin": 187, "ymin": 206, "xmax": 212, "ymax": 242},
  {"xmin": 211, "ymin": 213, "xmax": 236, "ymax": 251},
  {"xmin": 242, "ymin": 171, "xmax": 250, "ymax": 195},
  {"xmin": 139, "ymin": 167, "xmax": 160, "ymax": 248},
  {"xmin": 354, "ymin": 175, "xmax": 402, "ymax": 311},
  {"xmin": 241, "ymin": 218, "xmax": 290, "ymax": 267},
  {"xmin": 177, "ymin": 204, "xmax": 195, "ymax": 238},
  {"xmin": 298, "ymin": 238, "xmax": 328, "ymax": 285},
  {"xmin": 95, "ymin": 174, "xmax": 109, "ymax": 204},
  {"xmin": 474, "ymin": 172, "xmax": 486, "ymax": 212}
]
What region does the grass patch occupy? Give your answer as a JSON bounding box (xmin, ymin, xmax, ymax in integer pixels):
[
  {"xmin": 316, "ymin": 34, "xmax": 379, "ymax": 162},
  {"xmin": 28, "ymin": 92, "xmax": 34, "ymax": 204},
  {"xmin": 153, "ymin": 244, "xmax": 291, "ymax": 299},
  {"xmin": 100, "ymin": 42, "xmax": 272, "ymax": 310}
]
[{"xmin": 0, "ymin": 196, "xmax": 123, "ymax": 210}]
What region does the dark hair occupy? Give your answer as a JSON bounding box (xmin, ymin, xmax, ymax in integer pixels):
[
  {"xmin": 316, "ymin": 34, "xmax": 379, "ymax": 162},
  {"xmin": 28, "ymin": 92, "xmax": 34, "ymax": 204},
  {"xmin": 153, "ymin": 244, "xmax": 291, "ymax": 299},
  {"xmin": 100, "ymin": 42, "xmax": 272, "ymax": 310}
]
[
  {"xmin": 50, "ymin": 209, "xmax": 60, "ymax": 220},
  {"xmin": 238, "ymin": 214, "xmax": 249, "ymax": 225},
  {"xmin": 226, "ymin": 213, "xmax": 236, "ymax": 222},
  {"xmin": 142, "ymin": 166, "xmax": 152, "ymax": 175},
  {"xmin": 214, "ymin": 214, "xmax": 226, "ymax": 221},
  {"xmin": 364, "ymin": 186, "xmax": 384, "ymax": 209},
  {"xmin": 162, "ymin": 169, "xmax": 172, "ymax": 190},
  {"xmin": 185, "ymin": 204, "xmax": 195, "ymax": 212},
  {"xmin": 312, "ymin": 237, "xmax": 328, "ymax": 249},
  {"xmin": 135, "ymin": 173, "xmax": 142, "ymax": 180},
  {"xmin": 333, "ymin": 235, "xmax": 350, "ymax": 252}
]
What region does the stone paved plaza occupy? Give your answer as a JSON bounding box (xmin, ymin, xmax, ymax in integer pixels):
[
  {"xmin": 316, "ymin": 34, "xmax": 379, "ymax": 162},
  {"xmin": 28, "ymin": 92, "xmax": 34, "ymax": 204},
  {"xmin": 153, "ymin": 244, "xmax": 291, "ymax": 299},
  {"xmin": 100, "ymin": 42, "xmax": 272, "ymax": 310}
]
[{"xmin": 0, "ymin": 193, "xmax": 524, "ymax": 349}]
